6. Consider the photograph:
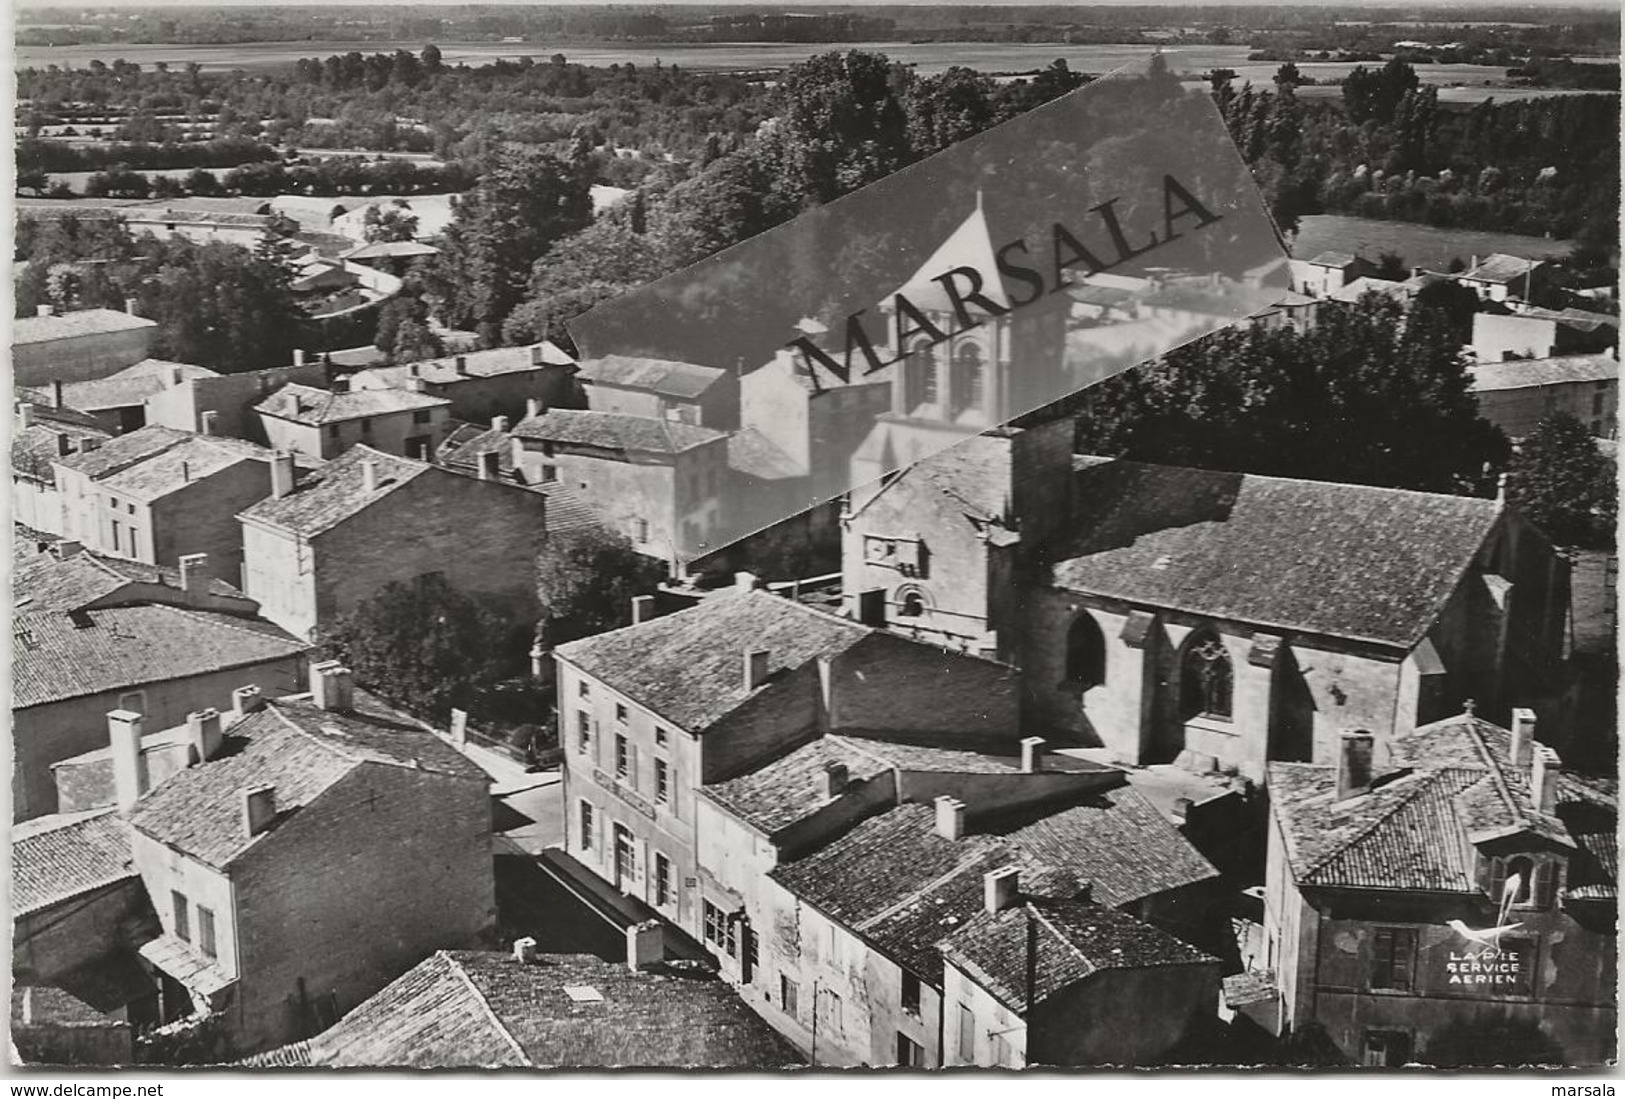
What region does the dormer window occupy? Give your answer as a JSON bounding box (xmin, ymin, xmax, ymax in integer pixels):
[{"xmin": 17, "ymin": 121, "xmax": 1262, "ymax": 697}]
[{"xmin": 1485, "ymin": 852, "xmax": 1563, "ymax": 909}]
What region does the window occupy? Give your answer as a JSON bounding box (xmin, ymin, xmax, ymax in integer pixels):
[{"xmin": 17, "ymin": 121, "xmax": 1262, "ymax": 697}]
[
  {"xmin": 576, "ymin": 712, "xmax": 591, "ymax": 754},
  {"xmin": 615, "ymin": 703, "xmax": 628, "ymax": 724},
  {"xmin": 905, "ymin": 340, "xmax": 938, "ymax": 411},
  {"xmin": 578, "ymin": 680, "xmax": 590, "ymax": 699},
  {"xmin": 1501, "ymin": 855, "xmax": 1535, "ymax": 905},
  {"xmin": 1363, "ymin": 1030, "xmax": 1413, "ymax": 1067},
  {"xmin": 897, "ymin": 1033, "xmax": 925, "ymax": 1068},
  {"xmin": 197, "ymin": 906, "xmax": 217, "ymax": 960},
  {"xmin": 1179, "ymin": 628, "xmax": 1233, "ymax": 720},
  {"xmin": 654, "ymin": 853, "xmax": 672, "ymax": 908},
  {"xmin": 780, "ymin": 976, "xmax": 800, "ymax": 1019},
  {"xmin": 579, "ymin": 801, "xmax": 595, "ymax": 851},
  {"xmin": 1065, "ymin": 612, "xmax": 1107, "ymax": 688},
  {"xmin": 898, "ymin": 586, "xmax": 926, "ymax": 617},
  {"xmin": 950, "ymin": 342, "xmax": 985, "ymax": 418},
  {"xmin": 818, "ymin": 987, "xmax": 843, "ymax": 1031},
  {"xmin": 541, "ymin": 465, "xmax": 558, "ymax": 483},
  {"xmin": 957, "ymin": 1003, "xmax": 975, "ymax": 1062},
  {"xmin": 703, "ymin": 900, "xmax": 733, "ymax": 954},
  {"xmin": 655, "ymin": 759, "xmax": 670, "ymax": 805},
  {"xmin": 1370, "ymin": 927, "xmax": 1417, "ymax": 991},
  {"xmin": 992, "ymin": 1032, "xmax": 1015, "ymax": 1068},
  {"xmin": 901, "ymin": 970, "xmax": 921, "ymax": 1015},
  {"xmin": 744, "ymin": 926, "xmax": 759, "ymax": 977},
  {"xmin": 655, "ymin": 727, "xmax": 668, "ymax": 747},
  {"xmin": 615, "ymin": 734, "xmax": 629, "ymax": 781},
  {"xmin": 634, "ymin": 518, "xmax": 650, "ymax": 543},
  {"xmin": 172, "ymin": 891, "xmax": 190, "ymax": 942},
  {"xmin": 413, "ymin": 409, "xmax": 432, "ymax": 424}
]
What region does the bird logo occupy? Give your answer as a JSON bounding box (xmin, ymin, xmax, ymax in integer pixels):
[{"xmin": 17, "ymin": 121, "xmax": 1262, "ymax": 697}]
[{"xmin": 1447, "ymin": 872, "xmax": 1526, "ymax": 951}]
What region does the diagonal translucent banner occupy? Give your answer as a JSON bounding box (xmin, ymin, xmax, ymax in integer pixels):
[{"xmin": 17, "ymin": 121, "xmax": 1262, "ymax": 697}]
[{"xmin": 568, "ymin": 58, "xmax": 1289, "ymax": 565}]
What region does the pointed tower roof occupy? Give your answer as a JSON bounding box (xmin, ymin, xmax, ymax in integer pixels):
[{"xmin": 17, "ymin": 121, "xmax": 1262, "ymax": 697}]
[{"xmin": 885, "ymin": 195, "xmax": 1011, "ymax": 318}]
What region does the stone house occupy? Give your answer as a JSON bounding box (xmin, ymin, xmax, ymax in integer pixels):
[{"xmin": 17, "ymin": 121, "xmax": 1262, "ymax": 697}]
[
  {"xmin": 579, "ymin": 354, "xmax": 740, "ymax": 430},
  {"xmin": 12, "ymin": 398, "xmax": 112, "ymax": 536},
  {"xmin": 1472, "ymin": 309, "xmax": 1618, "ymax": 364},
  {"xmin": 347, "ymin": 342, "xmax": 581, "ymax": 426},
  {"xmin": 842, "ymin": 428, "xmax": 1572, "ymax": 784},
  {"xmin": 11, "ymin": 602, "xmax": 308, "ymax": 821},
  {"xmin": 142, "ymin": 358, "xmax": 329, "ymax": 443},
  {"xmin": 11, "ymin": 306, "xmax": 158, "ymax": 388},
  {"xmin": 1262, "ymin": 711, "xmax": 1616, "ymax": 1066},
  {"xmin": 739, "ymin": 349, "xmax": 892, "ymax": 506},
  {"xmin": 1470, "ymin": 353, "xmax": 1619, "ymax": 441},
  {"xmin": 1459, "ymin": 254, "xmax": 1548, "ymax": 304},
  {"xmin": 237, "ymin": 445, "xmax": 551, "ymax": 640},
  {"xmin": 124, "ymin": 664, "xmax": 495, "ymax": 1057},
  {"xmin": 50, "ymin": 427, "xmax": 282, "ymax": 583},
  {"xmin": 551, "ymin": 584, "xmax": 1023, "ymax": 956},
  {"xmin": 23, "ymin": 360, "xmax": 219, "ymax": 436},
  {"xmin": 254, "ymin": 382, "xmax": 451, "ymax": 461}
]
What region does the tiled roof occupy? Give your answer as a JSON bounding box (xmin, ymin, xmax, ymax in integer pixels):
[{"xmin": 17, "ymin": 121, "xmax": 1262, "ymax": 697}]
[
  {"xmin": 33, "ymin": 359, "xmax": 218, "ymax": 412},
  {"xmin": 701, "ymin": 737, "xmax": 898, "ymax": 835},
  {"xmin": 10, "ymin": 421, "xmax": 112, "ymax": 482},
  {"xmin": 1048, "ymin": 458, "xmax": 1502, "ymax": 649},
  {"xmin": 1464, "ymin": 253, "xmax": 1541, "ymax": 285},
  {"xmin": 51, "ymin": 424, "xmax": 191, "ymax": 480},
  {"xmin": 1306, "ymin": 251, "xmax": 1357, "ymax": 268},
  {"xmin": 512, "ymin": 409, "xmax": 725, "ymax": 454},
  {"xmin": 579, "ymin": 354, "xmax": 726, "ymax": 399},
  {"xmin": 238, "ymin": 445, "xmax": 430, "ymax": 536},
  {"xmin": 12, "ymin": 604, "xmax": 307, "ymax": 709},
  {"xmin": 255, "ymin": 382, "xmax": 448, "ymax": 425},
  {"xmin": 341, "ymin": 240, "xmax": 440, "ymax": 261},
  {"xmin": 771, "ymin": 795, "xmax": 1215, "ymax": 983},
  {"xmin": 126, "ymin": 207, "xmax": 272, "ymax": 229},
  {"xmin": 14, "ymin": 548, "xmax": 247, "ymax": 614},
  {"xmin": 1470, "ymin": 353, "xmax": 1619, "ymax": 393},
  {"xmin": 557, "ymin": 589, "xmax": 875, "ymax": 733},
  {"xmin": 434, "ymin": 424, "xmax": 607, "ymax": 534},
  {"xmin": 1330, "ymin": 276, "xmax": 1406, "ymax": 303},
  {"xmin": 98, "ymin": 434, "xmax": 270, "ymax": 501},
  {"xmin": 12, "ymin": 308, "xmax": 157, "ymax": 345},
  {"xmin": 11, "ymin": 809, "xmax": 134, "ymax": 918},
  {"xmin": 1270, "ymin": 713, "xmax": 1614, "ymax": 896},
  {"xmin": 727, "ymin": 427, "xmax": 805, "ymax": 481},
  {"xmin": 284, "ymin": 951, "xmax": 801, "ymax": 1068},
  {"xmin": 350, "ymin": 342, "xmax": 573, "ymax": 389},
  {"xmin": 940, "ymin": 899, "xmax": 1215, "ymax": 1014},
  {"xmin": 129, "ymin": 696, "xmax": 486, "ymax": 868}
]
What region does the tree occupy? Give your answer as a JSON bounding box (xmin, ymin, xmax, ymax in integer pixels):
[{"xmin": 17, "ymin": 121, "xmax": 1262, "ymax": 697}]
[
  {"xmin": 429, "ymin": 148, "xmax": 593, "ymax": 341},
  {"xmin": 319, "ymin": 573, "xmax": 525, "ymax": 719},
  {"xmin": 1506, "ymin": 413, "xmax": 1617, "ymax": 548},
  {"xmin": 135, "ymin": 240, "xmax": 306, "ymax": 370},
  {"xmin": 363, "ymin": 204, "xmax": 419, "ymax": 243},
  {"xmin": 1073, "ymin": 294, "xmax": 1510, "ymax": 497},
  {"xmin": 391, "ymin": 317, "xmax": 444, "ymax": 364},
  {"xmin": 763, "ymin": 50, "xmax": 912, "ymax": 209},
  {"xmin": 534, "ymin": 526, "xmax": 666, "ymax": 644}
]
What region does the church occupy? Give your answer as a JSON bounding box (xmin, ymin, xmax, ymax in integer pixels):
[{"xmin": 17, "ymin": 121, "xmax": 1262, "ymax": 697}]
[{"xmin": 839, "ymin": 421, "xmax": 1572, "ymax": 785}]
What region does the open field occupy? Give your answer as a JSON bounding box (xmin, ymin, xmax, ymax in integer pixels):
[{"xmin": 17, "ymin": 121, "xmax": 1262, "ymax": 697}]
[
  {"xmin": 14, "ymin": 40, "xmax": 1614, "ymax": 103},
  {"xmin": 1292, "ymin": 214, "xmax": 1574, "ymax": 270}
]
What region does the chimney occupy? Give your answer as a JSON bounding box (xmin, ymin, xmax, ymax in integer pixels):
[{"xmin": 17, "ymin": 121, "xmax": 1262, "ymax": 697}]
[
  {"xmin": 179, "ymin": 459, "xmax": 191, "ymax": 483},
  {"xmin": 454, "ymin": 355, "xmax": 469, "ymax": 376},
  {"xmin": 626, "ymin": 918, "xmax": 664, "ymax": 972},
  {"xmin": 108, "ymin": 709, "xmax": 148, "ymax": 812},
  {"xmin": 361, "ymin": 459, "xmax": 379, "ymax": 494},
  {"xmin": 744, "ymin": 648, "xmax": 771, "ymax": 691},
  {"xmin": 36, "ymin": 303, "xmax": 53, "ymax": 317},
  {"xmin": 178, "ymin": 553, "xmax": 210, "ymax": 603},
  {"xmin": 270, "ymin": 451, "xmax": 296, "ymax": 498},
  {"xmin": 52, "ymin": 539, "xmax": 82, "ymax": 561},
  {"xmin": 78, "ymin": 437, "xmax": 102, "ymax": 453},
  {"xmin": 55, "ymin": 433, "xmax": 72, "ymax": 457},
  {"xmin": 449, "ymin": 708, "xmax": 469, "ymax": 748},
  {"xmin": 1531, "ymin": 744, "xmax": 1562, "ymax": 813},
  {"xmin": 529, "ymin": 641, "xmax": 549, "ymax": 680},
  {"xmin": 232, "ymin": 685, "xmax": 264, "ymax": 718},
  {"xmin": 734, "ymin": 571, "xmax": 759, "ymax": 591},
  {"xmin": 822, "ymin": 761, "xmax": 849, "ymax": 798},
  {"xmin": 631, "ymin": 594, "xmax": 655, "ymax": 624},
  {"xmin": 1335, "ymin": 730, "xmax": 1375, "ymax": 801},
  {"xmin": 51, "ymin": 380, "xmax": 64, "ymax": 409},
  {"xmin": 477, "ymin": 450, "xmax": 501, "ymax": 480},
  {"xmin": 293, "ymin": 348, "xmax": 307, "ymax": 367},
  {"xmin": 331, "ymin": 375, "xmax": 351, "ymax": 395},
  {"xmin": 526, "ymin": 398, "xmax": 544, "ymax": 419},
  {"xmin": 491, "ymin": 415, "xmax": 510, "ymax": 434},
  {"xmin": 512, "ymin": 936, "xmax": 540, "ymax": 965},
  {"xmin": 531, "ymin": 344, "xmax": 547, "ymax": 366},
  {"xmin": 125, "ymin": 297, "xmax": 139, "ymax": 316},
  {"xmin": 199, "ymin": 410, "xmax": 219, "ymax": 436},
  {"xmin": 171, "ymin": 365, "xmax": 184, "ymax": 386},
  {"xmin": 241, "ymin": 785, "xmax": 277, "ymax": 837},
  {"xmin": 984, "ymin": 865, "xmax": 1020, "ymax": 914},
  {"xmin": 16, "ymin": 403, "xmax": 35, "ymax": 429},
  {"xmin": 310, "ymin": 660, "xmax": 355, "ymax": 712},
  {"xmin": 186, "ymin": 708, "xmax": 223, "ymax": 764},
  {"xmin": 1020, "ymin": 736, "xmax": 1046, "ymax": 773},
  {"xmin": 1170, "ymin": 796, "xmax": 1194, "ymax": 826},
  {"xmin": 1510, "ymin": 707, "xmax": 1536, "ymax": 768},
  {"xmin": 934, "ymin": 795, "xmax": 966, "ymax": 841},
  {"xmin": 410, "ymin": 363, "xmax": 421, "ymax": 378},
  {"xmin": 407, "ymin": 377, "xmax": 428, "ymax": 393}
]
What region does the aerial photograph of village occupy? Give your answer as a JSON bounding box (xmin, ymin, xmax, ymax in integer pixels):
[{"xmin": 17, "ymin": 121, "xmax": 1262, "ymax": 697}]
[{"xmin": 7, "ymin": 0, "xmax": 1620, "ymax": 1077}]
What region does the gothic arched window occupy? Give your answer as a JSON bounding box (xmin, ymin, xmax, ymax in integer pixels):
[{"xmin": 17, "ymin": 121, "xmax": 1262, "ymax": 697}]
[
  {"xmin": 950, "ymin": 343, "xmax": 985, "ymax": 419},
  {"xmin": 897, "ymin": 585, "xmax": 927, "ymax": 618},
  {"xmin": 1180, "ymin": 628, "xmax": 1233, "ymax": 720},
  {"xmin": 1065, "ymin": 612, "xmax": 1106, "ymax": 689}
]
